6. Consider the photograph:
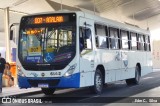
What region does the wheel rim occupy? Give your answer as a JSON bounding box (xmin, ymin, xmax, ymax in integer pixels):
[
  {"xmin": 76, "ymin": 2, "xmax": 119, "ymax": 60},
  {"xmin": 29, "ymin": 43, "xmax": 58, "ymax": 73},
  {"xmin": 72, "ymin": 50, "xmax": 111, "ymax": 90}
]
[{"xmin": 95, "ymin": 73, "xmax": 102, "ymax": 92}]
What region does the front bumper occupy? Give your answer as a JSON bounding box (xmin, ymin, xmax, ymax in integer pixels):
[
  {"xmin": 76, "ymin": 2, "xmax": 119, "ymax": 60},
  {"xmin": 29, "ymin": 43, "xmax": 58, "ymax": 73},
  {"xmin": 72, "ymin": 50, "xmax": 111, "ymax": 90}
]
[{"xmin": 18, "ymin": 73, "xmax": 80, "ymax": 89}]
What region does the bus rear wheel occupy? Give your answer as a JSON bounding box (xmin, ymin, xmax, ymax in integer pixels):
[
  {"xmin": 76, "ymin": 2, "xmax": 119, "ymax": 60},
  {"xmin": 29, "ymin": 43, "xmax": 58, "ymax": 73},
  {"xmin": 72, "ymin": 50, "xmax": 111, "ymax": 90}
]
[
  {"xmin": 41, "ymin": 88, "xmax": 56, "ymax": 95},
  {"xmin": 90, "ymin": 69, "xmax": 103, "ymax": 94},
  {"xmin": 126, "ymin": 65, "xmax": 140, "ymax": 85}
]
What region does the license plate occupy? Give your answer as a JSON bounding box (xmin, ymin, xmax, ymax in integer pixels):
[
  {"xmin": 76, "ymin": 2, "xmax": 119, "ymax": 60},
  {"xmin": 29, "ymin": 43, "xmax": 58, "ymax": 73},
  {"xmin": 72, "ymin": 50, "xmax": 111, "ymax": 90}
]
[{"xmin": 38, "ymin": 83, "xmax": 49, "ymax": 88}]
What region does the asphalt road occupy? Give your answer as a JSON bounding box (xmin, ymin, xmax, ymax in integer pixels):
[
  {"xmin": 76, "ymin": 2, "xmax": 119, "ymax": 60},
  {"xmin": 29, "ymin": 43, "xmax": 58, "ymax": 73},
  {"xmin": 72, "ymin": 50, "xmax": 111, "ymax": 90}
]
[{"xmin": 2, "ymin": 70, "xmax": 160, "ymax": 106}]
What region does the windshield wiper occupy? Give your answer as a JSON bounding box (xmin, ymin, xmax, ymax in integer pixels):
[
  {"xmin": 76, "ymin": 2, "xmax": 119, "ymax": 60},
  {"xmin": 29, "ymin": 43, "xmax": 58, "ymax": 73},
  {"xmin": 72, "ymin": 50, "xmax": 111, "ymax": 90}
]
[
  {"xmin": 46, "ymin": 29, "xmax": 56, "ymax": 40},
  {"xmin": 35, "ymin": 34, "xmax": 42, "ymax": 41}
]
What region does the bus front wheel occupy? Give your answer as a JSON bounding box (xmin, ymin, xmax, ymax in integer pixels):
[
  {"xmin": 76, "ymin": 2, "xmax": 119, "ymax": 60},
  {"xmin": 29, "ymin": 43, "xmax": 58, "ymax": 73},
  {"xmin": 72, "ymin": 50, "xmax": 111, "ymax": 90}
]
[
  {"xmin": 41, "ymin": 88, "xmax": 56, "ymax": 95},
  {"xmin": 90, "ymin": 69, "xmax": 103, "ymax": 94}
]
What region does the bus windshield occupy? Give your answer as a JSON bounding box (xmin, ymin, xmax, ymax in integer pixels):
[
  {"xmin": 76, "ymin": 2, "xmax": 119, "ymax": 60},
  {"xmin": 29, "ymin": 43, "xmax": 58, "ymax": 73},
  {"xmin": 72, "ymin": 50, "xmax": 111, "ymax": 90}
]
[{"xmin": 18, "ymin": 13, "xmax": 76, "ymax": 69}]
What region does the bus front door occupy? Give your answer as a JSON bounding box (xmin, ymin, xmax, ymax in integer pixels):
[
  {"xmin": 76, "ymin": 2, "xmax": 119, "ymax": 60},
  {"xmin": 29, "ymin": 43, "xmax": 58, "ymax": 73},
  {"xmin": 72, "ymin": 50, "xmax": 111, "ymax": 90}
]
[{"xmin": 79, "ymin": 17, "xmax": 95, "ymax": 87}]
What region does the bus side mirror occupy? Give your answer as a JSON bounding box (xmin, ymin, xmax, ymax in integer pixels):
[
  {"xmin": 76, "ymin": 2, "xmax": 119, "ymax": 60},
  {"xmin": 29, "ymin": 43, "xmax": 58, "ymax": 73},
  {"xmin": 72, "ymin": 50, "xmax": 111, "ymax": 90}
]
[{"xmin": 10, "ymin": 30, "xmax": 13, "ymax": 40}]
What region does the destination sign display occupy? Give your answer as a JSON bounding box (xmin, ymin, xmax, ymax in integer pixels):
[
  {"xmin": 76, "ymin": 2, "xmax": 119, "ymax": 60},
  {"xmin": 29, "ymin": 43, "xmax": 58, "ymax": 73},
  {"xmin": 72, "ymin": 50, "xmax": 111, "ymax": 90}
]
[{"xmin": 34, "ymin": 16, "xmax": 64, "ymax": 24}]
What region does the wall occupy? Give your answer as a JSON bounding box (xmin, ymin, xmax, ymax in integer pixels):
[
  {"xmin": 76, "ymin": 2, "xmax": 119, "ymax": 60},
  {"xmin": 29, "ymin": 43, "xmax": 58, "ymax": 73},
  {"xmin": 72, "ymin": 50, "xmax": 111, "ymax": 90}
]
[
  {"xmin": 0, "ymin": 47, "xmax": 6, "ymax": 59},
  {"xmin": 146, "ymin": 14, "xmax": 160, "ymax": 69},
  {"xmin": 152, "ymin": 41, "xmax": 160, "ymax": 69},
  {"xmin": 0, "ymin": 32, "xmax": 5, "ymax": 47},
  {"xmin": 0, "ymin": 32, "xmax": 6, "ymax": 61}
]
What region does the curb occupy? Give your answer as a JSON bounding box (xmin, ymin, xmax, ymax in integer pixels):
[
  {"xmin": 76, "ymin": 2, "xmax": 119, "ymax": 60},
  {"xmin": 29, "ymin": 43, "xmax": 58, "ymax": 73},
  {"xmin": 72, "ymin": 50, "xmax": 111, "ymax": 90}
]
[{"xmin": 0, "ymin": 90, "xmax": 42, "ymax": 97}]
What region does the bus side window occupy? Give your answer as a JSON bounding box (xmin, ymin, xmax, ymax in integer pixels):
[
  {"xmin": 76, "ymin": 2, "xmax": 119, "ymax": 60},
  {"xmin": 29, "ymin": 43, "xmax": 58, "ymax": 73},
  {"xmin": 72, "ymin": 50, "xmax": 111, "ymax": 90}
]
[
  {"xmin": 137, "ymin": 34, "xmax": 145, "ymax": 51},
  {"xmin": 144, "ymin": 35, "xmax": 147, "ymax": 51},
  {"xmin": 140, "ymin": 34, "xmax": 145, "ymax": 51},
  {"xmin": 148, "ymin": 36, "xmax": 151, "ymax": 51},
  {"xmin": 131, "ymin": 32, "xmax": 137, "ymax": 51},
  {"xmin": 121, "ymin": 30, "xmax": 129, "ymax": 50},
  {"xmin": 95, "ymin": 24, "xmax": 108, "ymax": 49},
  {"xmin": 137, "ymin": 34, "xmax": 140, "ymax": 50},
  {"xmin": 109, "ymin": 27, "xmax": 119, "ymax": 49},
  {"xmin": 79, "ymin": 27, "xmax": 92, "ymax": 51},
  {"xmin": 145, "ymin": 35, "xmax": 151, "ymax": 51}
]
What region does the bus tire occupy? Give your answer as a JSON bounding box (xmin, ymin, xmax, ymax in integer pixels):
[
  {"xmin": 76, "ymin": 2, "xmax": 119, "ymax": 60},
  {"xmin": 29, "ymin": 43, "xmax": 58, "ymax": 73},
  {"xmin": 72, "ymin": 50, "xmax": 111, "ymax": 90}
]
[
  {"xmin": 41, "ymin": 88, "xmax": 56, "ymax": 95},
  {"xmin": 126, "ymin": 65, "xmax": 140, "ymax": 85},
  {"xmin": 90, "ymin": 69, "xmax": 103, "ymax": 94},
  {"xmin": 132, "ymin": 65, "xmax": 141, "ymax": 84},
  {"xmin": 125, "ymin": 79, "xmax": 132, "ymax": 85}
]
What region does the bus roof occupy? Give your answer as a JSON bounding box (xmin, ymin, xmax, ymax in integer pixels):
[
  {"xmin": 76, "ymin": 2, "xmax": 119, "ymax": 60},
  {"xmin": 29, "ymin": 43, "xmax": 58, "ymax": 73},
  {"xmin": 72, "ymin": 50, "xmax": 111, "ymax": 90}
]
[{"xmin": 76, "ymin": 11, "xmax": 150, "ymax": 35}]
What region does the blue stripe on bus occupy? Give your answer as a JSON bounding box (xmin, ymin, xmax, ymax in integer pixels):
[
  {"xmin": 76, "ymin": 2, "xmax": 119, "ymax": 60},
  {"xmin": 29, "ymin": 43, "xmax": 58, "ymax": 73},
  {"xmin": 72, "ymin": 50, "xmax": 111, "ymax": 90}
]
[
  {"xmin": 18, "ymin": 73, "xmax": 80, "ymax": 88},
  {"xmin": 58, "ymin": 73, "xmax": 80, "ymax": 88},
  {"xmin": 18, "ymin": 75, "xmax": 31, "ymax": 88}
]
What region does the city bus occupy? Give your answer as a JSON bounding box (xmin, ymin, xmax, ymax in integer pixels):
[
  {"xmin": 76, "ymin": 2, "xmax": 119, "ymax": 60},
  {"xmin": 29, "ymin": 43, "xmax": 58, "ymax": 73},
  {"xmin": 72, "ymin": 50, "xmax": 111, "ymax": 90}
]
[{"xmin": 17, "ymin": 11, "xmax": 152, "ymax": 95}]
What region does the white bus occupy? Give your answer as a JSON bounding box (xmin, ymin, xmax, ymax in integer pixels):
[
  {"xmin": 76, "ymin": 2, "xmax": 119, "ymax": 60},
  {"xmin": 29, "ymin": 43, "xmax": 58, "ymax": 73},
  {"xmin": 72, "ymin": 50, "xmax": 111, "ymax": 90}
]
[{"xmin": 17, "ymin": 11, "xmax": 152, "ymax": 95}]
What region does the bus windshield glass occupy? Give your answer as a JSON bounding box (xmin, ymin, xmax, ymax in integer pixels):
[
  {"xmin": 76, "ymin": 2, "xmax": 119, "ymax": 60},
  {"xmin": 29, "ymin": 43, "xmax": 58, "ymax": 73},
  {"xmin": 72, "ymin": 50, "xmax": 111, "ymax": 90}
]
[{"xmin": 18, "ymin": 13, "xmax": 76, "ymax": 67}]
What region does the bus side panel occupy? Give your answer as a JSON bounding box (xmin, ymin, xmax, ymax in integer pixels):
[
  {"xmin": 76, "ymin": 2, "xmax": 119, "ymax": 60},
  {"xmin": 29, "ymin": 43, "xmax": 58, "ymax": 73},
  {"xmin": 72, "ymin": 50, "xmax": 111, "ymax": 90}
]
[
  {"xmin": 124, "ymin": 51, "xmax": 152, "ymax": 80},
  {"xmin": 121, "ymin": 51, "xmax": 134, "ymax": 80},
  {"xmin": 80, "ymin": 72, "xmax": 94, "ymax": 87},
  {"xmin": 94, "ymin": 49, "xmax": 122, "ymax": 83},
  {"xmin": 141, "ymin": 52, "xmax": 152, "ymax": 76},
  {"xmin": 123, "ymin": 51, "xmax": 144, "ymax": 80}
]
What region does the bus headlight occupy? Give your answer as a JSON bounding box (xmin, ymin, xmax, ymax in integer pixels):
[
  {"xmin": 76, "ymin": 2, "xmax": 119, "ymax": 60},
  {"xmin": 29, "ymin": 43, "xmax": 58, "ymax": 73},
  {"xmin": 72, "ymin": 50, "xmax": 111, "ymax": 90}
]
[
  {"xmin": 64, "ymin": 64, "xmax": 77, "ymax": 77},
  {"xmin": 17, "ymin": 66, "xmax": 25, "ymax": 77}
]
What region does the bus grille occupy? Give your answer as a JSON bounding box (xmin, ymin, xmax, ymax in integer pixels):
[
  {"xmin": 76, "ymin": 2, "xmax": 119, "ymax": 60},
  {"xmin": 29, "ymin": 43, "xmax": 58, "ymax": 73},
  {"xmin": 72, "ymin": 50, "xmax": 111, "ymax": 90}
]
[{"xmin": 28, "ymin": 79, "xmax": 60, "ymax": 87}]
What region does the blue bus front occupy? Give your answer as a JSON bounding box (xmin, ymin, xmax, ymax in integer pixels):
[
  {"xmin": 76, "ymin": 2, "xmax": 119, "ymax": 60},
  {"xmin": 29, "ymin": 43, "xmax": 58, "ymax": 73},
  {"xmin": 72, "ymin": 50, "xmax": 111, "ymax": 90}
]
[{"xmin": 17, "ymin": 13, "xmax": 80, "ymax": 89}]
